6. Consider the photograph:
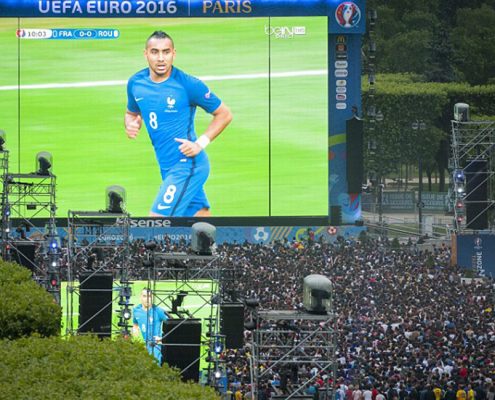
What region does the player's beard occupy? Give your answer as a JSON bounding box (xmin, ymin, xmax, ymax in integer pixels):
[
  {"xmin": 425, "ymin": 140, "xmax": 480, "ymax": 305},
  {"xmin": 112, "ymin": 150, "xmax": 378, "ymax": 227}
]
[{"xmin": 152, "ymin": 63, "xmax": 171, "ymax": 79}]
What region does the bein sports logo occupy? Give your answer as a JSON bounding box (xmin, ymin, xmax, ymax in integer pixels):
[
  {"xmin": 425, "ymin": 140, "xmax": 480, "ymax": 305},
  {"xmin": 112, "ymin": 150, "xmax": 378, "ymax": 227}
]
[
  {"xmin": 335, "ymin": 2, "xmax": 361, "ymax": 28},
  {"xmin": 264, "ymin": 26, "xmax": 306, "ymax": 39}
]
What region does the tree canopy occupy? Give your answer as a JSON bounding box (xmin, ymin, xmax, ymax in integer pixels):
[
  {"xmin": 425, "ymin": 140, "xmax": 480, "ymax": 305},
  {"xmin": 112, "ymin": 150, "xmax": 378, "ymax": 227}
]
[{"xmin": 368, "ymin": 0, "xmax": 495, "ymax": 85}]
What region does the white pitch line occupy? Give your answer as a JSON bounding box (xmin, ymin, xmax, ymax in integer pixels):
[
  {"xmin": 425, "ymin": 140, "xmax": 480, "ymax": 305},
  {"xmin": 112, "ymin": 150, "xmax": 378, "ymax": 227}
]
[{"xmin": 0, "ymin": 69, "xmax": 327, "ymax": 91}]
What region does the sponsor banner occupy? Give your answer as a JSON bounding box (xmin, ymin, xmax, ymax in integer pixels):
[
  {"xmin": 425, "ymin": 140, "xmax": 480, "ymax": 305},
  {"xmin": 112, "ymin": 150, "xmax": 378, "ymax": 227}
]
[
  {"xmin": 0, "ymin": 0, "xmax": 365, "ymax": 22},
  {"xmin": 382, "ymin": 192, "xmax": 415, "ymax": 211},
  {"xmin": 335, "ymin": 69, "xmax": 348, "ymax": 78},
  {"xmin": 335, "ymin": 60, "xmax": 348, "ymax": 69},
  {"xmin": 328, "ymin": 30, "xmax": 363, "ymax": 224},
  {"xmin": 421, "ymin": 191, "xmax": 448, "ymax": 211},
  {"xmin": 32, "ymin": 224, "xmax": 365, "ymax": 244},
  {"xmin": 362, "ymin": 192, "xmax": 447, "ymax": 212},
  {"xmin": 456, "ymin": 233, "xmax": 495, "ymax": 278}
]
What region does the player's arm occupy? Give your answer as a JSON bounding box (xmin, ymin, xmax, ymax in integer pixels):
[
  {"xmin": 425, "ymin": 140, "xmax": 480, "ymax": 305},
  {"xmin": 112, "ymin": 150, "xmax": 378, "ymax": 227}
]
[
  {"xmin": 125, "ymin": 110, "xmax": 142, "ymax": 139},
  {"xmin": 201, "ymin": 102, "xmax": 233, "ymax": 143},
  {"xmin": 175, "ymin": 102, "xmax": 232, "ymax": 157}
]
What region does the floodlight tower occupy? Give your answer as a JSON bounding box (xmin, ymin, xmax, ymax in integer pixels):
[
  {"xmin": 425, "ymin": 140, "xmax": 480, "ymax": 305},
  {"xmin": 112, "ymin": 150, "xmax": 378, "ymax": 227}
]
[{"xmin": 66, "ymin": 186, "xmax": 131, "ymax": 337}]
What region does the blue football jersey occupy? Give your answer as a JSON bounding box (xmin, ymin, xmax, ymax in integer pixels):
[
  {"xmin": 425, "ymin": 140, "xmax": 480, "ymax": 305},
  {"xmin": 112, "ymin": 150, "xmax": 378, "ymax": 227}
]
[
  {"xmin": 133, "ymin": 304, "xmax": 168, "ymax": 363},
  {"xmin": 132, "ymin": 304, "xmax": 168, "ymax": 342},
  {"xmin": 127, "ymin": 66, "xmax": 222, "ymax": 171}
]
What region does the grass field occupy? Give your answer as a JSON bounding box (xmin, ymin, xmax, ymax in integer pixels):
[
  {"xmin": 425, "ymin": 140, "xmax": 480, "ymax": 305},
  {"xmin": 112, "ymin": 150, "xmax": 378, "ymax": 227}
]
[
  {"xmin": 0, "ymin": 17, "xmax": 328, "ymax": 217},
  {"xmin": 61, "ymin": 279, "xmax": 218, "ymax": 337},
  {"xmin": 61, "ymin": 279, "xmax": 218, "ymax": 372}
]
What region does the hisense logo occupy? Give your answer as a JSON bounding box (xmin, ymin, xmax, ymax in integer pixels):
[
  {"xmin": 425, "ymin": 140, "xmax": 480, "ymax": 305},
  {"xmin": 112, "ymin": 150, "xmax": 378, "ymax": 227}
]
[
  {"xmin": 116, "ymin": 218, "xmax": 172, "ymax": 228},
  {"xmin": 264, "ymin": 26, "xmax": 306, "ymax": 39}
]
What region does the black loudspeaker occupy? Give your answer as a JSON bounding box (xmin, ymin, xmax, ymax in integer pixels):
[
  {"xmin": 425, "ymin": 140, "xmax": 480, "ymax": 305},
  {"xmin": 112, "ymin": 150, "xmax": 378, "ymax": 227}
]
[
  {"xmin": 79, "ymin": 272, "xmax": 113, "ymax": 338},
  {"xmin": 162, "ymin": 319, "xmax": 201, "ymax": 382},
  {"xmin": 346, "ymin": 116, "xmax": 364, "ymax": 193},
  {"xmin": 12, "ymin": 243, "xmax": 36, "ymax": 271},
  {"xmin": 221, "ymin": 303, "xmax": 244, "ymax": 349},
  {"xmin": 465, "ymin": 159, "xmax": 488, "ymax": 230},
  {"xmin": 330, "ymin": 205, "xmax": 342, "ymax": 226}
]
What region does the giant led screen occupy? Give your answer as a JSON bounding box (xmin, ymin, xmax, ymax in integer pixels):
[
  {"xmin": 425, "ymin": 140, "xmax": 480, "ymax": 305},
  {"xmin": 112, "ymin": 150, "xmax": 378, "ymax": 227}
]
[{"xmin": 0, "ymin": 17, "xmax": 328, "ymax": 217}]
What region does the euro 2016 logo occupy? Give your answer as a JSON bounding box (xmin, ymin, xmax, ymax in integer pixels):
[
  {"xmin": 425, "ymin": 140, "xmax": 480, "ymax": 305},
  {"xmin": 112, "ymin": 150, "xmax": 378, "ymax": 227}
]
[{"xmin": 335, "ymin": 2, "xmax": 361, "ymax": 28}]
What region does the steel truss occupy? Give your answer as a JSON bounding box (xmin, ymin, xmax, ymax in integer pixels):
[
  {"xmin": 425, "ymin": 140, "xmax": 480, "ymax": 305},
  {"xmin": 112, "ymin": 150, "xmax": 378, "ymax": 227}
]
[
  {"xmin": 66, "ymin": 210, "xmax": 131, "ymax": 336},
  {"xmin": 450, "ymin": 120, "xmax": 495, "ymax": 231},
  {"xmin": 147, "ymin": 251, "xmax": 235, "ymax": 385},
  {"xmin": 0, "ymin": 154, "xmax": 59, "ymax": 297},
  {"xmin": 0, "ymin": 150, "xmax": 10, "ymax": 259},
  {"xmin": 252, "ymin": 310, "xmax": 336, "ymax": 400}
]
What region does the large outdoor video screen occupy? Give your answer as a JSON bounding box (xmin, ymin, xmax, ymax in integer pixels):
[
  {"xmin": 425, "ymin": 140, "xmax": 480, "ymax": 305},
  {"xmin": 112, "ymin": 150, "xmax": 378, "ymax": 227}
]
[{"xmin": 0, "ymin": 17, "xmax": 327, "ymax": 217}]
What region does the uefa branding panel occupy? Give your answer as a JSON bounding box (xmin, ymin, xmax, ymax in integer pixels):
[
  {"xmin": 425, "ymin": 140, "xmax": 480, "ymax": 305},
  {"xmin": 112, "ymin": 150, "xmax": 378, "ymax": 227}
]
[{"xmin": 0, "ymin": 0, "xmax": 366, "ymax": 21}]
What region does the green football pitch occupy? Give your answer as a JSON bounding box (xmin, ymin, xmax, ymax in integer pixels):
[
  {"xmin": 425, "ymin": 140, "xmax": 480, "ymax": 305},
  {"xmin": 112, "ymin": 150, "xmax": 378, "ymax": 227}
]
[
  {"xmin": 60, "ymin": 279, "xmax": 218, "ymax": 371},
  {"xmin": 61, "ymin": 279, "xmax": 218, "ymax": 337},
  {"xmin": 0, "ymin": 17, "xmax": 328, "ymax": 217}
]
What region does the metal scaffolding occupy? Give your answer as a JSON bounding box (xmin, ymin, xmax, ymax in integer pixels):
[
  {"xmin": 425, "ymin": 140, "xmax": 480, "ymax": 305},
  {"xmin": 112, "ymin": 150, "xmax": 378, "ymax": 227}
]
[
  {"xmin": 252, "ymin": 310, "xmax": 336, "ymax": 400},
  {"xmin": 0, "ymin": 155, "xmax": 59, "ymax": 298},
  {"xmin": 450, "ymin": 120, "xmax": 495, "ymax": 231},
  {"xmin": 66, "ymin": 210, "xmax": 131, "ymax": 336},
  {"xmin": 0, "ymin": 150, "xmax": 10, "ymax": 260},
  {"xmin": 146, "ymin": 250, "xmax": 235, "ymax": 385}
]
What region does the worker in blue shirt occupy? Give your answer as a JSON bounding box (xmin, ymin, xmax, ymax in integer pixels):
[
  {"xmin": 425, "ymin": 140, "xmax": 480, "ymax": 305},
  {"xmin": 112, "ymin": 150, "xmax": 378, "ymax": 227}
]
[{"xmin": 132, "ymin": 288, "xmax": 168, "ymax": 364}]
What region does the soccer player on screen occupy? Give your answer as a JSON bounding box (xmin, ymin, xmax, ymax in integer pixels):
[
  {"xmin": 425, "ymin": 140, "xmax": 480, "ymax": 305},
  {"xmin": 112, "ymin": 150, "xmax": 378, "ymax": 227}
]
[
  {"xmin": 125, "ymin": 31, "xmax": 232, "ymax": 217},
  {"xmin": 132, "ymin": 288, "xmax": 168, "ymax": 364}
]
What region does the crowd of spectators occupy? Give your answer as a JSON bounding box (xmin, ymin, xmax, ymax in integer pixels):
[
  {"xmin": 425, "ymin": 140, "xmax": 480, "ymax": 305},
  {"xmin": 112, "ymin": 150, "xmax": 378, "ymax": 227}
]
[
  {"xmin": 23, "ymin": 232, "xmax": 495, "ymax": 399},
  {"xmin": 215, "ymin": 237, "xmax": 494, "ymax": 399}
]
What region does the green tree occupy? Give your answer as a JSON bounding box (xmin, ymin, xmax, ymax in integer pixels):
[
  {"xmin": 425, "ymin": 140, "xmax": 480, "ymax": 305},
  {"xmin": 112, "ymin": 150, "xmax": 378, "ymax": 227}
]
[
  {"xmin": 363, "ymin": 74, "xmax": 495, "ymax": 192},
  {"xmin": 0, "ymin": 261, "xmax": 61, "ymax": 339},
  {"xmin": 367, "ymin": 0, "xmax": 495, "ymax": 84},
  {"xmin": 380, "ymin": 30, "xmax": 432, "ymax": 74},
  {"xmin": 451, "ymin": 4, "xmax": 495, "ymax": 85},
  {"xmin": 435, "ymin": 138, "xmax": 450, "ymax": 192},
  {"xmin": 438, "ymin": 0, "xmax": 495, "ymax": 25},
  {"xmin": 0, "ymin": 335, "xmax": 219, "ymax": 399},
  {"xmin": 373, "ymin": 5, "xmax": 405, "ymax": 40},
  {"xmin": 417, "ymin": 126, "xmax": 445, "ymax": 191},
  {"xmin": 370, "ymin": 0, "xmax": 439, "ymax": 19},
  {"xmin": 425, "ymin": 23, "xmax": 457, "ymax": 82}
]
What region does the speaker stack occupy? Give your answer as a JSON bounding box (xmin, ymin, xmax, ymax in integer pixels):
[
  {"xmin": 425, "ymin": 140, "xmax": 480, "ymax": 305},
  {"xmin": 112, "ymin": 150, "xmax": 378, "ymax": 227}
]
[
  {"xmin": 162, "ymin": 318, "xmax": 202, "ymax": 382},
  {"xmin": 78, "ymin": 272, "xmax": 113, "ymax": 338}
]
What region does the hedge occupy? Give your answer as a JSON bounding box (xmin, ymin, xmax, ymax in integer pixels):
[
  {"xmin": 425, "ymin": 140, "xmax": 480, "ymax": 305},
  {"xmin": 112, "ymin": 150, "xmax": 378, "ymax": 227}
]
[
  {"xmin": 363, "ymin": 74, "xmax": 495, "ymax": 126},
  {"xmin": 0, "ymin": 261, "xmax": 61, "ymax": 339},
  {"xmin": 0, "ymin": 335, "xmax": 220, "ymax": 400},
  {"xmin": 360, "ymin": 74, "xmax": 495, "ymax": 178}
]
